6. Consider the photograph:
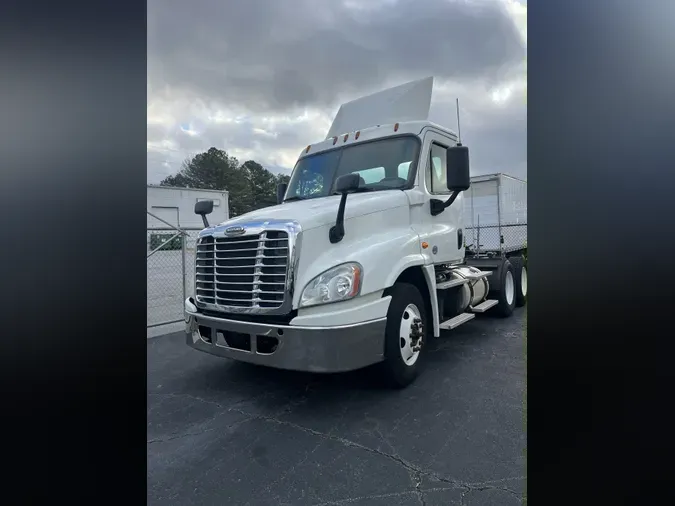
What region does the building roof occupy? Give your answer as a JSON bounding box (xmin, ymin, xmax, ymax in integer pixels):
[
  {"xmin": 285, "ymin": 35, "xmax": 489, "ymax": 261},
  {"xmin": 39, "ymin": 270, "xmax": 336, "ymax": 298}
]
[
  {"xmin": 470, "ymin": 173, "xmax": 527, "ymax": 184},
  {"xmin": 147, "ymin": 184, "xmax": 229, "ymax": 194}
]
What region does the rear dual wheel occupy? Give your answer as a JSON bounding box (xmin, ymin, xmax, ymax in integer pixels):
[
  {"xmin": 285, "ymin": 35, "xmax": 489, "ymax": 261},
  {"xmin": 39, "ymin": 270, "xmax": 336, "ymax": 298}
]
[
  {"xmin": 494, "ymin": 260, "xmax": 516, "ymax": 317},
  {"xmin": 509, "ymin": 255, "xmax": 528, "ymax": 307}
]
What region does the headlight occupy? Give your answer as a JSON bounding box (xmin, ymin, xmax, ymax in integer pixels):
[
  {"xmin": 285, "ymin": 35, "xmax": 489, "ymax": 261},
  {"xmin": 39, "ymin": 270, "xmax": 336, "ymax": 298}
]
[{"xmin": 300, "ymin": 262, "xmax": 363, "ymax": 308}]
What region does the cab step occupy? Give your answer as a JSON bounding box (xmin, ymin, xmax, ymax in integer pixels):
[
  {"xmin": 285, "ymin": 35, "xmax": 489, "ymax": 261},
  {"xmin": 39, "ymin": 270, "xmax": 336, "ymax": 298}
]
[
  {"xmin": 439, "ymin": 312, "xmax": 475, "ymax": 330},
  {"xmin": 436, "ymin": 278, "xmax": 468, "ymax": 289},
  {"xmin": 469, "ymin": 299, "xmax": 499, "ymax": 313}
]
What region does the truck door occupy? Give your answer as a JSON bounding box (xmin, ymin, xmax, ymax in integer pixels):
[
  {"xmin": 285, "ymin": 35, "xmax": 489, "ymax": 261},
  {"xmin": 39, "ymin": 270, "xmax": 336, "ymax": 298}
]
[{"xmin": 411, "ymin": 129, "xmax": 465, "ymax": 265}]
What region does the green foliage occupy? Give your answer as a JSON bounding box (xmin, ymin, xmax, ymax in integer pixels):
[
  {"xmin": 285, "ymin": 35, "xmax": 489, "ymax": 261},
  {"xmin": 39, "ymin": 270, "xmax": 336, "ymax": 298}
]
[{"xmin": 160, "ymin": 147, "xmax": 291, "ymax": 217}]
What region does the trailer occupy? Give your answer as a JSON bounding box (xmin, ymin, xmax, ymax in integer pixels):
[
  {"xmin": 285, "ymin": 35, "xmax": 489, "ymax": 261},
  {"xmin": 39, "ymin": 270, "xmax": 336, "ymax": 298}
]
[
  {"xmin": 462, "ymin": 173, "xmax": 527, "ymax": 256},
  {"xmin": 183, "ymin": 77, "xmax": 528, "ymax": 388}
]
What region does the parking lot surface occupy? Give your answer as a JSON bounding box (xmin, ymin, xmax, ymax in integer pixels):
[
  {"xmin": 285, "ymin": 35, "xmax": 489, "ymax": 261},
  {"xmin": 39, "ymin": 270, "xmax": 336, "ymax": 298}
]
[{"xmin": 148, "ymin": 309, "xmax": 526, "ymax": 505}]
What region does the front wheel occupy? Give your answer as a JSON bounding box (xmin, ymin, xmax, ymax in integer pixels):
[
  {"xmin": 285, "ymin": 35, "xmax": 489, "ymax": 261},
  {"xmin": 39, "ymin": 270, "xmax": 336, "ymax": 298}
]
[{"xmin": 381, "ymin": 282, "xmax": 429, "ymax": 388}]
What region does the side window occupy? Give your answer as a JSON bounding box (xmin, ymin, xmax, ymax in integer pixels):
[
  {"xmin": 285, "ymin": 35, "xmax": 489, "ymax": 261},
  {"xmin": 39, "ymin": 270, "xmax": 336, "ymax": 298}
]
[{"xmin": 426, "ymin": 143, "xmax": 450, "ymax": 194}]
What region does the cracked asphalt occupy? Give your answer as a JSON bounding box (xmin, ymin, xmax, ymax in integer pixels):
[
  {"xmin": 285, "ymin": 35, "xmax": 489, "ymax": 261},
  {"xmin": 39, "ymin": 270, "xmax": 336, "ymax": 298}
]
[{"xmin": 148, "ymin": 308, "xmax": 526, "ymax": 506}]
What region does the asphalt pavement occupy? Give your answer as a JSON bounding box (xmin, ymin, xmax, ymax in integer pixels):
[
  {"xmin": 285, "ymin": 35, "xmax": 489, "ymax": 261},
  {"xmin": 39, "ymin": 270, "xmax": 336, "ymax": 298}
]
[{"xmin": 147, "ymin": 308, "xmax": 526, "ymax": 506}]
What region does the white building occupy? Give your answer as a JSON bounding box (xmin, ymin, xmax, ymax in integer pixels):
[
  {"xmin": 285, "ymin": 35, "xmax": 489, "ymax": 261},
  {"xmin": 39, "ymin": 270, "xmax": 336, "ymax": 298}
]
[{"xmin": 147, "ymin": 185, "xmax": 229, "ymax": 229}]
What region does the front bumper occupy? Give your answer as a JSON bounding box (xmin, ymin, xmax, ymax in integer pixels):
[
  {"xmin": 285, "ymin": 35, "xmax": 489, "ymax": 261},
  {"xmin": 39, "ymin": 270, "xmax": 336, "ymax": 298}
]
[{"xmin": 184, "ymin": 298, "xmax": 387, "ymax": 373}]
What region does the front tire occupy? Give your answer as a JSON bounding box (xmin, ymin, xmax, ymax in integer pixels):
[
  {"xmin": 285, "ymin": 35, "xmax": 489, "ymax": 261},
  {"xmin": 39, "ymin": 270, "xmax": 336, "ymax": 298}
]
[
  {"xmin": 381, "ymin": 282, "xmax": 429, "ymax": 388},
  {"xmin": 494, "ymin": 259, "xmax": 516, "ymax": 317}
]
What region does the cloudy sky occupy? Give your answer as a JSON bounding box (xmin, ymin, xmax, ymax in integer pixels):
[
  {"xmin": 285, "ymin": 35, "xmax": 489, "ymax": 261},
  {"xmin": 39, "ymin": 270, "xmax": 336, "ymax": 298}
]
[{"xmin": 147, "ymin": 0, "xmax": 527, "ymax": 184}]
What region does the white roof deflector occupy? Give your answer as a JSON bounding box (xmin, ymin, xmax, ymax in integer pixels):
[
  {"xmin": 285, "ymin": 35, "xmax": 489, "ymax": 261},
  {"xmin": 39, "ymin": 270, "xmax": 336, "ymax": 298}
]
[{"xmin": 325, "ymin": 76, "xmax": 434, "ymax": 140}]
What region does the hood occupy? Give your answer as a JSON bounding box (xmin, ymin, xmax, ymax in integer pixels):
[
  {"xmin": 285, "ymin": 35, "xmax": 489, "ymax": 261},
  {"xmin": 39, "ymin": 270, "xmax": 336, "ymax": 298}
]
[{"xmin": 214, "ymin": 190, "xmax": 409, "ymax": 232}]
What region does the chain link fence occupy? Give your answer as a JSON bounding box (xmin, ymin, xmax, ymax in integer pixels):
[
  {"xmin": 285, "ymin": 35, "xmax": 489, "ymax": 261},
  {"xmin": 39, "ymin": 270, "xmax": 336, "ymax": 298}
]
[
  {"xmin": 147, "ymin": 211, "xmax": 202, "ymax": 329},
  {"xmin": 464, "ymin": 221, "xmax": 527, "ymax": 256}
]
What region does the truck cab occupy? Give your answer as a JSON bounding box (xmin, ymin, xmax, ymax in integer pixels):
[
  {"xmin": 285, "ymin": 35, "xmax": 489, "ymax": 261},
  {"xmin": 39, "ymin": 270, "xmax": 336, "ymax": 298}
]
[{"xmin": 184, "ymin": 78, "xmax": 526, "ymax": 387}]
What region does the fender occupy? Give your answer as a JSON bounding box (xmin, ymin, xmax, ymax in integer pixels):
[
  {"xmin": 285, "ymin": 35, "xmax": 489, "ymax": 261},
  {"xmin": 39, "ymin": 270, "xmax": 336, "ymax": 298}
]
[
  {"xmin": 383, "ymin": 253, "xmax": 427, "ymax": 288},
  {"xmin": 421, "ymin": 264, "xmax": 440, "ymax": 337},
  {"xmin": 384, "ymin": 258, "xmax": 441, "ymax": 338}
]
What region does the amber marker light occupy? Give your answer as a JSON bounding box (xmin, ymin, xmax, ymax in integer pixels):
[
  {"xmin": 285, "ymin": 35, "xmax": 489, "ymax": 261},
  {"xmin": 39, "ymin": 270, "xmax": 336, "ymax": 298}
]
[{"xmin": 350, "ymin": 267, "xmax": 362, "ymax": 297}]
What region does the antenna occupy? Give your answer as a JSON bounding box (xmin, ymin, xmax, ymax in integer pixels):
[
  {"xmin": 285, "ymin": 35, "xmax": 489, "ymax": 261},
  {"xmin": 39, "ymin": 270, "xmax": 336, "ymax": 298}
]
[{"xmin": 455, "ymin": 98, "xmax": 463, "ymax": 146}]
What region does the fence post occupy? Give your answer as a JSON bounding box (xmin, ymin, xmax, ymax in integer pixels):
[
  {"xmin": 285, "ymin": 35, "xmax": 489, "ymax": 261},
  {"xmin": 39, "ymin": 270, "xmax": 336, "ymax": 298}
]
[
  {"xmin": 181, "ymin": 232, "xmax": 187, "ymax": 305},
  {"xmin": 497, "ymin": 177, "xmax": 503, "ymax": 256}
]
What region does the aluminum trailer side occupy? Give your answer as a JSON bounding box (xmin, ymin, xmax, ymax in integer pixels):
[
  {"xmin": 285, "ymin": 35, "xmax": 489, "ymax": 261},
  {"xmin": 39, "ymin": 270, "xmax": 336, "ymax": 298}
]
[{"xmin": 462, "ymin": 173, "xmax": 527, "ymax": 255}]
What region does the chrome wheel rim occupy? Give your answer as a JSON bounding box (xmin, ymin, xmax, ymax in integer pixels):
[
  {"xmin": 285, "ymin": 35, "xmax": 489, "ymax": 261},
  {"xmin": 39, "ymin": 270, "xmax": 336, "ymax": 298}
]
[
  {"xmin": 399, "ymin": 303, "xmax": 423, "ymax": 366},
  {"xmin": 505, "ymin": 271, "xmax": 515, "ymax": 305}
]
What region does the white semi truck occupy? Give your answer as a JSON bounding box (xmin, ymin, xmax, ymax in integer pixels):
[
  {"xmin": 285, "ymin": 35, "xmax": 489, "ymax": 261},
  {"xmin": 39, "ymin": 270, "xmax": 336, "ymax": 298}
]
[{"xmin": 184, "ymin": 77, "xmax": 527, "ymax": 387}]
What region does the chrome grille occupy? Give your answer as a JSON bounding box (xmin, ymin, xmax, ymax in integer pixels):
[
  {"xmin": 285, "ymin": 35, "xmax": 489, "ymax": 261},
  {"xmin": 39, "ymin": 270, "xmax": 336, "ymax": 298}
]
[{"xmin": 194, "ymin": 231, "xmax": 289, "ymax": 311}]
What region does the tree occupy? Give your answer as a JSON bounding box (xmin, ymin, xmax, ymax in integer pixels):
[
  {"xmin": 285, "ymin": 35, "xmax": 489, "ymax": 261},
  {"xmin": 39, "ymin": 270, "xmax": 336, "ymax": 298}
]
[
  {"xmin": 160, "ymin": 147, "xmax": 290, "ymax": 217},
  {"xmin": 240, "ymin": 161, "xmax": 292, "ymax": 209}
]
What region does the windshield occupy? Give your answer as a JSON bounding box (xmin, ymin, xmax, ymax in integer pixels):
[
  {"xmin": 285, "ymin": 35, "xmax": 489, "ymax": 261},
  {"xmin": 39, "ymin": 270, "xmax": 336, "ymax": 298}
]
[{"xmin": 284, "ymin": 136, "xmax": 420, "ymax": 201}]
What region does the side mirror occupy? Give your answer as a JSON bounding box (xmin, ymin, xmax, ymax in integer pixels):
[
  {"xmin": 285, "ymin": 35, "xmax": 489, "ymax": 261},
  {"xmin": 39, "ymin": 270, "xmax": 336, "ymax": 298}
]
[
  {"xmin": 194, "ymin": 200, "xmax": 214, "ymax": 228},
  {"xmin": 446, "ymin": 145, "xmax": 470, "ymax": 192},
  {"xmin": 276, "ymin": 182, "xmax": 288, "ymax": 204},
  {"xmin": 335, "ymin": 173, "xmax": 360, "ymax": 194},
  {"xmin": 329, "ymin": 173, "xmax": 361, "ymax": 244},
  {"xmin": 194, "ymin": 200, "xmax": 213, "ymax": 216}
]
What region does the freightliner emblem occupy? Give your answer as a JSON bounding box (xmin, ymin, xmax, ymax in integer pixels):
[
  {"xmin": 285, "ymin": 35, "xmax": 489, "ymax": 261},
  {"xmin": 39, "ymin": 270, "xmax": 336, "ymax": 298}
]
[{"xmin": 225, "ymin": 226, "xmax": 246, "ymax": 236}]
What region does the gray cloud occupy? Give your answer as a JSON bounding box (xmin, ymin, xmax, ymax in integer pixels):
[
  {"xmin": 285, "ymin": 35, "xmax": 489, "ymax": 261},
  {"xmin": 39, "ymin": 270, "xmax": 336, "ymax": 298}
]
[
  {"xmin": 147, "ymin": 0, "xmax": 527, "ymax": 182},
  {"xmin": 428, "ymin": 81, "xmax": 527, "ymax": 177},
  {"xmin": 149, "ymin": 0, "xmax": 524, "ymax": 111}
]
